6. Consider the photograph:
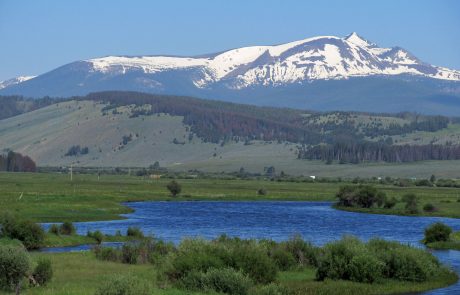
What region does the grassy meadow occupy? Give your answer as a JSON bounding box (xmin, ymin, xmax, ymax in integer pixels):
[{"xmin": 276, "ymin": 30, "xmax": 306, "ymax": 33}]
[{"xmin": 1, "ymin": 172, "xmax": 460, "ymax": 222}]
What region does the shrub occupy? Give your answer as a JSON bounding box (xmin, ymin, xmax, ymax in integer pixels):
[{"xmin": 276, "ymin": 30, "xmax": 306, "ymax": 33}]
[
  {"xmin": 121, "ymin": 243, "xmax": 139, "ymax": 264},
  {"xmin": 316, "ymin": 236, "xmax": 364, "ymax": 281},
  {"xmin": 424, "ymin": 222, "xmax": 452, "ymax": 244},
  {"xmin": 48, "ymin": 224, "xmax": 59, "ymax": 235},
  {"xmin": 336, "ymin": 185, "xmax": 386, "ymax": 208},
  {"xmin": 423, "ymin": 203, "xmax": 436, "ymax": 212},
  {"xmin": 271, "ymin": 247, "xmax": 296, "ymax": 271},
  {"xmin": 0, "ymin": 213, "xmax": 45, "ymax": 249},
  {"xmin": 168, "ymin": 239, "xmax": 225, "ymax": 280},
  {"xmin": 59, "ymin": 222, "xmax": 76, "ymax": 235},
  {"xmin": 88, "ymin": 230, "xmax": 104, "ymax": 244},
  {"xmin": 126, "ymin": 227, "xmax": 144, "ymax": 238},
  {"xmin": 348, "ymin": 254, "xmax": 384, "ymax": 283},
  {"xmin": 12, "ymin": 220, "xmax": 45, "ymax": 250},
  {"xmin": 205, "ymin": 268, "xmax": 253, "ymax": 295},
  {"xmin": 233, "ymin": 245, "xmax": 278, "ymax": 284},
  {"xmin": 32, "ymin": 258, "xmax": 53, "ymax": 286},
  {"xmin": 166, "ymin": 180, "xmax": 182, "ymax": 197},
  {"xmin": 282, "ymin": 235, "xmax": 318, "ymax": 267},
  {"xmin": 0, "ymin": 244, "xmax": 31, "ymax": 293},
  {"xmin": 402, "ymin": 193, "xmax": 418, "ymax": 214},
  {"xmin": 94, "ymin": 274, "xmax": 152, "ymax": 295},
  {"xmin": 257, "ymin": 188, "xmax": 267, "ymax": 196},
  {"xmin": 383, "ymin": 196, "xmax": 397, "ymax": 209},
  {"xmin": 180, "ymin": 268, "xmax": 253, "ymax": 295},
  {"xmin": 367, "ymin": 238, "xmax": 440, "ymax": 282},
  {"xmin": 94, "ymin": 246, "xmax": 120, "ymax": 262}
]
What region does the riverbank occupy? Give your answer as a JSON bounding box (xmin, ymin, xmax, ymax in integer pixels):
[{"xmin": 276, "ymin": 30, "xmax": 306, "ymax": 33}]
[
  {"xmin": 23, "ymin": 239, "xmax": 458, "ymax": 295},
  {"xmin": 426, "ymin": 232, "xmax": 460, "ymax": 251},
  {"xmin": 1, "ymin": 172, "xmax": 460, "ymax": 222}
]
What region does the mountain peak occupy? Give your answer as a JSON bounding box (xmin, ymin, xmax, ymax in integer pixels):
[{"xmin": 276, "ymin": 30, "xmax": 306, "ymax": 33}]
[{"xmin": 345, "ymin": 32, "xmax": 375, "ymax": 47}]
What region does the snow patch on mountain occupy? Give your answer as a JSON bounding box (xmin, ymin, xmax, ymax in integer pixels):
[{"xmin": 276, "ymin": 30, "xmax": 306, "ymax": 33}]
[
  {"xmin": 0, "ymin": 76, "xmax": 36, "ymax": 89},
  {"xmin": 79, "ymin": 33, "xmax": 460, "ymax": 89}
]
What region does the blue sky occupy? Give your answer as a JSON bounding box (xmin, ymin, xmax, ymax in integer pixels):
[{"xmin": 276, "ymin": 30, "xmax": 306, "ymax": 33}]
[{"xmin": 0, "ymin": 0, "xmax": 459, "ymax": 81}]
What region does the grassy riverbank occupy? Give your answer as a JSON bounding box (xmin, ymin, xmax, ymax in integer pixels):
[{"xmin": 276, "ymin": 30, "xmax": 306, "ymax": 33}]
[
  {"xmin": 426, "ymin": 231, "xmax": 460, "ymax": 251},
  {"xmin": 15, "ymin": 243, "xmax": 457, "ymax": 295},
  {"xmin": 43, "ymin": 233, "xmax": 132, "ymax": 248},
  {"xmin": 1, "ymin": 172, "xmax": 460, "ymax": 221}
]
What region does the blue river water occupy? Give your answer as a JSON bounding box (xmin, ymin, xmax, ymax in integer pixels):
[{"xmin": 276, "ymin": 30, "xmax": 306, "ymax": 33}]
[{"xmin": 42, "ymin": 201, "xmax": 460, "ymax": 294}]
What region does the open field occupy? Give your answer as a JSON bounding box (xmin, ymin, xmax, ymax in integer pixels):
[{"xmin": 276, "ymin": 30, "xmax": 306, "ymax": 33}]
[{"xmin": 1, "ymin": 172, "xmax": 460, "ymax": 221}]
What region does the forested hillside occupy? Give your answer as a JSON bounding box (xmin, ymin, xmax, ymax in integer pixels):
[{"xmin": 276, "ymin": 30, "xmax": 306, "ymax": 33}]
[{"xmin": 1, "ymin": 91, "xmax": 460, "ymax": 165}]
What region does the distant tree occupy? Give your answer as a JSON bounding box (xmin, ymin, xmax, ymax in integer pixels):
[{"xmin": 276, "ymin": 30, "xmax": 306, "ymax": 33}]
[
  {"xmin": 430, "ymin": 174, "xmax": 436, "ymax": 184},
  {"xmin": 402, "ymin": 193, "xmax": 418, "ymax": 214},
  {"xmin": 166, "ymin": 180, "xmax": 181, "ymax": 197}
]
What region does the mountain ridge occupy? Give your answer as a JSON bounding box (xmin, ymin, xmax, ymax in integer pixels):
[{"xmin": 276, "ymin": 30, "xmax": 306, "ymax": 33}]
[{"xmin": 1, "ymin": 33, "xmax": 460, "ymax": 115}]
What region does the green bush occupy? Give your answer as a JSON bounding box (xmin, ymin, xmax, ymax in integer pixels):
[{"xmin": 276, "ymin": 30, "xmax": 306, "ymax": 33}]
[
  {"xmin": 126, "ymin": 227, "xmax": 144, "ymax": 238},
  {"xmin": 48, "ymin": 224, "xmax": 59, "ymax": 235},
  {"xmin": 94, "ymin": 246, "xmax": 120, "ymax": 262},
  {"xmin": 317, "ymin": 237, "xmax": 443, "ymax": 283},
  {"xmin": 348, "ymin": 254, "xmax": 384, "ymax": 283},
  {"xmin": 383, "ymin": 197, "xmax": 397, "ymax": 209},
  {"xmin": 32, "ymin": 258, "xmax": 53, "ymax": 286},
  {"xmin": 0, "ymin": 244, "xmax": 31, "ymax": 293},
  {"xmin": 316, "ymin": 236, "xmax": 364, "ymax": 281},
  {"xmin": 424, "ymin": 222, "xmax": 452, "ymax": 244},
  {"xmin": 59, "ymin": 221, "xmax": 76, "ymax": 235},
  {"xmin": 168, "ymin": 239, "xmax": 225, "ymax": 280},
  {"xmin": 121, "ymin": 243, "xmax": 140, "ymax": 264},
  {"xmin": 282, "ymin": 235, "xmax": 318, "ymax": 267},
  {"xmin": 423, "ymin": 203, "xmax": 436, "ymax": 212},
  {"xmin": 88, "ymin": 230, "xmax": 104, "ymax": 244},
  {"xmin": 0, "ymin": 213, "xmax": 44, "ymax": 250},
  {"xmin": 180, "ymin": 268, "xmax": 253, "ymax": 295},
  {"xmin": 402, "ymin": 193, "xmax": 419, "ymax": 214},
  {"xmin": 205, "ymin": 267, "xmax": 253, "ymax": 295},
  {"xmin": 94, "ymin": 274, "xmax": 152, "ymax": 295},
  {"xmin": 166, "ymin": 180, "xmax": 182, "ymax": 197},
  {"xmin": 271, "ymin": 247, "xmax": 296, "ymax": 271},
  {"xmin": 257, "ymin": 188, "xmax": 267, "ymax": 196},
  {"xmin": 233, "ymin": 245, "xmax": 278, "ymax": 284}
]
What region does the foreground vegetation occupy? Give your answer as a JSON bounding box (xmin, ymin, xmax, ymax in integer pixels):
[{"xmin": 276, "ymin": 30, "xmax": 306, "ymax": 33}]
[{"xmin": 1, "ymin": 234, "xmax": 457, "ymax": 295}]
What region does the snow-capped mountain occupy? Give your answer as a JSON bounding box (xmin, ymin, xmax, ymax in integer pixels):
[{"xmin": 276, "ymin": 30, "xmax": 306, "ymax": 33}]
[
  {"xmin": 84, "ymin": 32, "xmax": 460, "ymax": 89},
  {"xmin": 1, "ymin": 33, "xmax": 460, "ymax": 115},
  {"xmin": 0, "ymin": 76, "xmax": 36, "ymax": 90}
]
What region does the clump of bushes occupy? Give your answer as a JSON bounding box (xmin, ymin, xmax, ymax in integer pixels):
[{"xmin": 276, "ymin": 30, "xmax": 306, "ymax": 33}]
[
  {"xmin": 424, "ymin": 222, "xmax": 452, "ymax": 244},
  {"xmin": 180, "ymin": 268, "xmax": 253, "ymax": 295},
  {"xmin": 91, "ymin": 234, "xmax": 449, "ymax": 293},
  {"xmin": 0, "ymin": 244, "xmax": 31, "ymax": 294},
  {"xmin": 257, "ymin": 188, "xmax": 267, "ymax": 196},
  {"xmin": 0, "ymin": 212, "xmax": 44, "ymax": 250},
  {"xmin": 48, "ymin": 224, "xmax": 59, "ymax": 235},
  {"xmin": 59, "ymin": 221, "xmax": 76, "ymax": 235},
  {"xmin": 402, "ymin": 193, "xmax": 419, "ymax": 214},
  {"xmin": 126, "ymin": 227, "xmax": 144, "ymax": 238},
  {"xmin": 336, "ymin": 185, "xmax": 387, "ymax": 208},
  {"xmin": 94, "ymin": 274, "xmax": 152, "ymax": 295},
  {"xmin": 316, "ymin": 236, "xmax": 446, "ymax": 283},
  {"xmin": 423, "ymin": 203, "xmax": 436, "ymax": 212},
  {"xmin": 383, "ymin": 196, "xmax": 398, "ymax": 209},
  {"xmin": 87, "ymin": 230, "xmax": 104, "ymax": 244},
  {"xmin": 32, "ymin": 258, "xmax": 53, "ymax": 286}
]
